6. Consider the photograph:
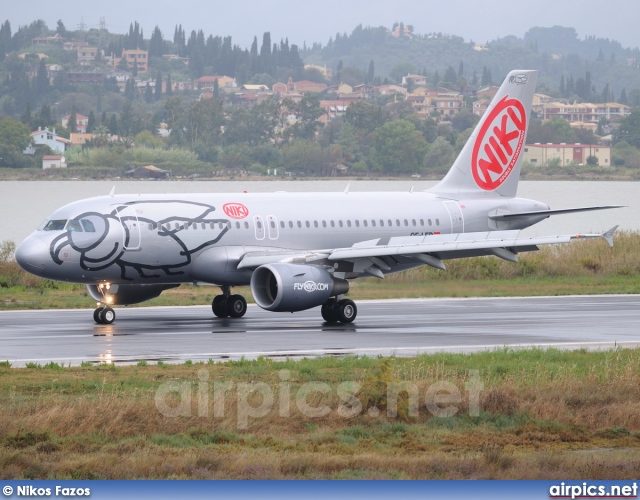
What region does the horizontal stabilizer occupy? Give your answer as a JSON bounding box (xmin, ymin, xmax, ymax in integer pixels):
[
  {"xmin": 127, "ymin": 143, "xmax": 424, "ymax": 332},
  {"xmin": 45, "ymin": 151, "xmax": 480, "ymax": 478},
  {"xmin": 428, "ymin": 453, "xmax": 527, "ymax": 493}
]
[{"xmin": 489, "ymin": 205, "xmax": 623, "ymax": 220}]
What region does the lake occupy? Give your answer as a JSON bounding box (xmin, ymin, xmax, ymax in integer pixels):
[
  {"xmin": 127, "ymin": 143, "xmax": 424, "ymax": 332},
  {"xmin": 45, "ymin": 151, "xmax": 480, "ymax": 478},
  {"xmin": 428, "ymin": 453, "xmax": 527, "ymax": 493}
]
[{"xmin": 1, "ymin": 180, "xmax": 638, "ymax": 245}]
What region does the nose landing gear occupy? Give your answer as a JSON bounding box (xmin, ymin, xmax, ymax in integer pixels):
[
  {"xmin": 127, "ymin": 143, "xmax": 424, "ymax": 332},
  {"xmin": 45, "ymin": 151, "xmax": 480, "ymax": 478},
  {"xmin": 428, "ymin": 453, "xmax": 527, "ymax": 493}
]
[{"xmin": 93, "ymin": 282, "xmax": 116, "ymax": 324}]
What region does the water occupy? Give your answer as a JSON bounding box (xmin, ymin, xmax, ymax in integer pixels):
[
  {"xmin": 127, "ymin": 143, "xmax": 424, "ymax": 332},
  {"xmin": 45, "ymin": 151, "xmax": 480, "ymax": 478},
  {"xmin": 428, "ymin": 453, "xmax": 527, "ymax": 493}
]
[{"xmin": 1, "ymin": 180, "xmax": 637, "ymax": 245}]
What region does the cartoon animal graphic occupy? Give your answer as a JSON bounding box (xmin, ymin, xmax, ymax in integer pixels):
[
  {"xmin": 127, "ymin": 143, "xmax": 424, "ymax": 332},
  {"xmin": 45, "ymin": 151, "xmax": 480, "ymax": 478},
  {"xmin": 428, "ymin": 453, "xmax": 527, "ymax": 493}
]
[{"xmin": 50, "ymin": 201, "xmax": 230, "ymax": 280}]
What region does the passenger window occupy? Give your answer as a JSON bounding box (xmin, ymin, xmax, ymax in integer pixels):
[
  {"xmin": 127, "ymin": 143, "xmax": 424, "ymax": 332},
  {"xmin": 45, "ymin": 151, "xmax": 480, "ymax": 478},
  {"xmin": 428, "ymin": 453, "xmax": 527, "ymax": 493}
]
[
  {"xmin": 280, "ymin": 221, "xmax": 285, "ymax": 229},
  {"xmin": 270, "ymin": 221, "xmax": 275, "ymax": 229},
  {"xmin": 339, "ymin": 221, "xmax": 343, "ymax": 228},
  {"xmin": 314, "ymin": 221, "xmax": 318, "ymax": 228},
  {"xmin": 66, "ymin": 220, "xmax": 83, "ymax": 232},
  {"xmin": 257, "ymin": 221, "xmax": 262, "ymax": 229},
  {"xmin": 428, "ymin": 219, "xmax": 432, "ymax": 226},
  {"xmin": 388, "ymin": 219, "xmax": 392, "ymax": 226},
  {"xmin": 347, "ymin": 220, "xmax": 352, "ymax": 227},
  {"xmin": 297, "ymin": 221, "xmax": 302, "ymax": 228},
  {"xmin": 244, "ymin": 221, "xmax": 249, "ymax": 229},
  {"xmin": 330, "ymin": 221, "xmax": 335, "ymax": 227},
  {"xmin": 412, "ymin": 219, "xmax": 416, "ymax": 226},
  {"xmin": 396, "ymin": 219, "xmax": 400, "ymax": 226},
  {"xmin": 436, "ymin": 219, "xmax": 440, "ymax": 226},
  {"xmin": 364, "ymin": 220, "xmax": 368, "ymax": 227},
  {"xmin": 175, "ymin": 223, "xmax": 180, "ymax": 230},
  {"xmin": 305, "ymin": 221, "xmax": 310, "ymax": 228},
  {"xmin": 322, "ymin": 221, "xmax": 327, "ymax": 228},
  {"xmin": 202, "ymin": 222, "xmax": 206, "ymax": 229},
  {"xmin": 81, "ymin": 219, "xmax": 96, "ymax": 232},
  {"xmin": 380, "ymin": 220, "xmax": 384, "ymax": 227},
  {"xmin": 404, "ymin": 220, "xmax": 408, "ymax": 226},
  {"xmin": 420, "ymin": 219, "xmax": 424, "ymax": 226},
  {"xmin": 210, "ymin": 222, "xmax": 215, "ymax": 229},
  {"xmin": 289, "ymin": 221, "xmax": 293, "ymax": 228},
  {"xmin": 236, "ymin": 222, "xmax": 240, "ymax": 229},
  {"xmin": 371, "ymin": 220, "xmax": 375, "ymax": 227},
  {"xmin": 355, "ymin": 220, "xmax": 360, "ymax": 227}
]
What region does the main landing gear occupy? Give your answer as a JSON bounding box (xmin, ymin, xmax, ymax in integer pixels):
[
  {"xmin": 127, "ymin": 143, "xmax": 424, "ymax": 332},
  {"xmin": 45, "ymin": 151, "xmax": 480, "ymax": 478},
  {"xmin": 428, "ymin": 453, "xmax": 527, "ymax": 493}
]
[
  {"xmin": 94, "ymin": 306, "xmax": 116, "ymax": 325},
  {"xmin": 321, "ymin": 297, "xmax": 357, "ymax": 324},
  {"xmin": 212, "ymin": 286, "xmax": 247, "ymax": 319}
]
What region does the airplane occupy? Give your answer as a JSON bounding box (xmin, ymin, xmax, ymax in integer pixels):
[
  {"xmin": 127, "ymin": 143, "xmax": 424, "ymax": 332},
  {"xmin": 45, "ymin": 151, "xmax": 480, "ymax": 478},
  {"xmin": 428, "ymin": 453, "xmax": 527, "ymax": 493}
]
[{"xmin": 15, "ymin": 69, "xmax": 620, "ymax": 325}]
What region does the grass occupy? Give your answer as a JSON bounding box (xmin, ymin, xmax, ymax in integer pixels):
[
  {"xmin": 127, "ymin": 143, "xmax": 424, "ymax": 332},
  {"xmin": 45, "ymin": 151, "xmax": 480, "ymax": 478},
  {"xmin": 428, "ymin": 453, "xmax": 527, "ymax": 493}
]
[
  {"xmin": 0, "ymin": 349, "xmax": 640, "ymax": 479},
  {"xmin": 1, "ymin": 231, "xmax": 640, "ymax": 310}
]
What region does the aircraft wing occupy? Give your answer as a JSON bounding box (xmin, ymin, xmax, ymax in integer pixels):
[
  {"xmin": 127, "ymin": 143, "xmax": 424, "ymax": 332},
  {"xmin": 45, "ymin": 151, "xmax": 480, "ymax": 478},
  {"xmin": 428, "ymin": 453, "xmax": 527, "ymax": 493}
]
[{"xmin": 237, "ymin": 226, "xmax": 617, "ymax": 274}]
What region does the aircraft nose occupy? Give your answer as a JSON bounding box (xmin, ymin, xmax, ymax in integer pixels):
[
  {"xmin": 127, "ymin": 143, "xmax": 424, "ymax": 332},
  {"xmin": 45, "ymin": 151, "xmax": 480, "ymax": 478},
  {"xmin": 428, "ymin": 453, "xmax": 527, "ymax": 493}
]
[{"xmin": 15, "ymin": 237, "xmax": 48, "ymax": 275}]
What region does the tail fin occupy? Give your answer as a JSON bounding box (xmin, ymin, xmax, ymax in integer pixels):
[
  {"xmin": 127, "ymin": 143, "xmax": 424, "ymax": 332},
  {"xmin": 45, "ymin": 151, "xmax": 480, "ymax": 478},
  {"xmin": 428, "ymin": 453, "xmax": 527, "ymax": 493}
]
[{"xmin": 430, "ymin": 70, "xmax": 537, "ymax": 198}]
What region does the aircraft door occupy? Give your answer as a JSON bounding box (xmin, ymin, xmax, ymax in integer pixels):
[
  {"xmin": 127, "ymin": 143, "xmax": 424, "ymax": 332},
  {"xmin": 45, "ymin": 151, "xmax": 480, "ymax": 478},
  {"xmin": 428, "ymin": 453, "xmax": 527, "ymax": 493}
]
[
  {"xmin": 116, "ymin": 205, "xmax": 141, "ymax": 250},
  {"xmin": 253, "ymin": 215, "xmax": 265, "ymax": 240},
  {"xmin": 266, "ymin": 215, "xmax": 279, "ymax": 240},
  {"xmin": 443, "ymin": 200, "xmax": 464, "ymax": 234}
]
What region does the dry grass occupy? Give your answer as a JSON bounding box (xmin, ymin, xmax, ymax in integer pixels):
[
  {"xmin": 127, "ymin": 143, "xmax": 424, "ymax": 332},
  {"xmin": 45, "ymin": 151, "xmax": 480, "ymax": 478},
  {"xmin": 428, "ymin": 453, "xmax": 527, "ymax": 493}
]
[{"xmin": 1, "ymin": 350, "xmax": 640, "ymax": 479}]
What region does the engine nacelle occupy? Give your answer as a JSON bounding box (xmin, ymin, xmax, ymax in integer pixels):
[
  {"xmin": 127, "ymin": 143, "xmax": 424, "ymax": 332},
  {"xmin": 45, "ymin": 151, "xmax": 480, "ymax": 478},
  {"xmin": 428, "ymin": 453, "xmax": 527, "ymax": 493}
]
[
  {"xmin": 250, "ymin": 263, "xmax": 349, "ymax": 312},
  {"xmin": 87, "ymin": 283, "xmax": 179, "ymax": 306}
]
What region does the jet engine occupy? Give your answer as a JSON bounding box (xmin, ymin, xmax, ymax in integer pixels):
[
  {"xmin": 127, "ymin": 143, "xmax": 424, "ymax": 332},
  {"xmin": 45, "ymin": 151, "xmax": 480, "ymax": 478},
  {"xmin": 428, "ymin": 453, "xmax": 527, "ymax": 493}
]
[
  {"xmin": 250, "ymin": 263, "xmax": 349, "ymax": 312},
  {"xmin": 87, "ymin": 283, "xmax": 180, "ymax": 306}
]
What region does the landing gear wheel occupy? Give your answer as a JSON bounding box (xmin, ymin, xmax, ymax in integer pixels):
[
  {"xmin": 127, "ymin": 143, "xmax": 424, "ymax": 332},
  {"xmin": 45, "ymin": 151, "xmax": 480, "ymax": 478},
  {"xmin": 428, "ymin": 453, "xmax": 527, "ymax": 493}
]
[
  {"xmin": 336, "ymin": 299, "xmax": 357, "ymax": 323},
  {"xmin": 227, "ymin": 294, "xmax": 247, "ymax": 318},
  {"xmin": 99, "ymin": 307, "xmax": 116, "ymax": 325},
  {"xmin": 93, "ymin": 307, "xmax": 103, "ymax": 324},
  {"xmin": 321, "ymin": 299, "xmax": 339, "ymax": 323},
  {"xmin": 212, "ymin": 295, "xmax": 228, "ymax": 318}
]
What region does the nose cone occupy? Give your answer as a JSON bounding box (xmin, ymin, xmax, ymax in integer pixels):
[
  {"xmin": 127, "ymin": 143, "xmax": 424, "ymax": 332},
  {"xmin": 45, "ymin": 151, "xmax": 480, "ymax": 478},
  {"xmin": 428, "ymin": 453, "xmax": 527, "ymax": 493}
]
[{"xmin": 15, "ymin": 237, "xmax": 48, "ymax": 276}]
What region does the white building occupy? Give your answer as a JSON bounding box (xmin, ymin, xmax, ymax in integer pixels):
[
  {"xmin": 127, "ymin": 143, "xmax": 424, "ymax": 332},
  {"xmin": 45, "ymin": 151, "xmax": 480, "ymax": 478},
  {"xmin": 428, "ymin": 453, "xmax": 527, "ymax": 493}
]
[
  {"xmin": 25, "ymin": 127, "xmax": 69, "ymax": 154},
  {"xmin": 42, "ymin": 155, "xmax": 67, "ymax": 169}
]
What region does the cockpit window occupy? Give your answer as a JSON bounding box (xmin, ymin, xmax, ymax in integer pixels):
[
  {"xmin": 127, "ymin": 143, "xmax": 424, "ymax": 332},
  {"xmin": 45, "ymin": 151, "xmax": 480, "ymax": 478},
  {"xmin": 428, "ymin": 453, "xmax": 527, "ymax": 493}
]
[
  {"xmin": 41, "ymin": 220, "xmax": 68, "ymax": 231},
  {"xmin": 66, "ymin": 220, "xmax": 83, "ymax": 232},
  {"xmin": 81, "ymin": 219, "xmax": 96, "ymax": 232}
]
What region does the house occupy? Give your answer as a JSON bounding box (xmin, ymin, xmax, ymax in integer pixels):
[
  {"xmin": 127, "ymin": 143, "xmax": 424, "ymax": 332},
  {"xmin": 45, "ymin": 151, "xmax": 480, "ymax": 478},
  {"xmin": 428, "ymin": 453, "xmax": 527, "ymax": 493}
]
[
  {"xmin": 523, "ymin": 143, "xmax": 610, "ymax": 166},
  {"xmin": 26, "ymin": 127, "xmax": 69, "ymax": 154},
  {"xmin": 472, "ymin": 98, "xmax": 490, "ymax": 116},
  {"xmin": 61, "ymin": 113, "xmax": 89, "ymax": 133},
  {"xmin": 402, "ymin": 74, "xmax": 427, "ymax": 87},
  {"xmin": 69, "ymin": 133, "xmax": 98, "ymax": 148},
  {"xmin": 64, "ymin": 41, "xmax": 89, "ymax": 51},
  {"xmin": 113, "ymin": 49, "xmax": 149, "ymax": 73},
  {"xmin": 66, "ymin": 72, "xmax": 106, "ymax": 85},
  {"xmin": 288, "ymin": 78, "xmax": 327, "ymax": 93},
  {"xmin": 540, "ymin": 101, "xmax": 631, "ymax": 124},
  {"xmin": 42, "ymin": 155, "xmax": 66, "ymax": 169},
  {"xmin": 272, "ymin": 82, "xmax": 288, "ymax": 95},
  {"xmin": 32, "ymin": 34, "xmax": 65, "ymax": 45},
  {"xmin": 240, "ymin": 84, "xmax": 269, "ymax": 92},
  {"xmin": 195, "ymin": 75, "xmax": 236, "ymax": 91},
  {"xmin": 77, "ymin": 47, "xmax": 99, "ymax": 64},
  {"xmin": 319, "ymin": 100, "xmax": 351, "ymax": 122},
  {"xmin": 433, "ymin": 91, "xmax": 465, "ymax": 119}
]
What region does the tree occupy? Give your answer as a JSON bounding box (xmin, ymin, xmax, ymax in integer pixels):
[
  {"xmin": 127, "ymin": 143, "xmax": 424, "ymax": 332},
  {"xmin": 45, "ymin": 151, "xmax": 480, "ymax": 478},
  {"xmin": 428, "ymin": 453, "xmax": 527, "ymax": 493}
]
[
  {"xmin": 155, "ymin": 71, "xmax": 163, "ymax": 101},
  {"xmin": 451, "ymin": 109, "xmax": 479, "ymax": 133},
  {"xmin": 56, "ymin": 20, "xmax": 66, "ymax": 37},
  {"xmin": 166, "ymin": 74, "xmax": 173, "ymax": 96},
  {"xmin": 389, "ymin": 62, "xmax": 416, "ymax": 83},
  {"xmin": 67, "ymin": 105, "xmax": 78, "ymax": 133},
  {"xmin": 424, "ymin": 136, "xmax": 456, "ymax": 170},
  {"xmin": 614, "ymin": 108, "xmax": 640, "ymax": 148},
  {"xmin": 87, "ymin": 111, "xmax": 96, "ymax": 133},
  {"xmin": 369, "ymin": 119, "xmax": 428, "ymax": 174},
  {"xmin": 0, "ymin": 118, "xmax": 32, "ymax": 168},
  {"xmin": 144, "ymin": 82, "xmax": 153, "ymax": 103}
]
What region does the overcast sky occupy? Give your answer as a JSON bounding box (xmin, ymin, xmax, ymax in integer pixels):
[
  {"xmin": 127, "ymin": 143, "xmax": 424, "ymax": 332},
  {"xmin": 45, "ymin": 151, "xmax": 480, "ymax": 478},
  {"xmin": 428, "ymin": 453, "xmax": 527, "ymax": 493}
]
[{"xmin": 4, "ymin": 0, "xmax": 639, "ymax": 50}]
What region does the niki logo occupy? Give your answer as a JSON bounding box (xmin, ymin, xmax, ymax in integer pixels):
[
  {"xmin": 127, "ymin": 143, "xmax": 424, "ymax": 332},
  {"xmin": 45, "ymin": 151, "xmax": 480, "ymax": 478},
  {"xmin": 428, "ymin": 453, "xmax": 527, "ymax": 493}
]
[
  {"xmin": 223, "ymin": 203, "xmax": 249, "ymax": 219},
  {"xmin": 509, "ymin": 74, "xmax": 528, "ymax": 85},
  {"xmin": 472, "ymin": 95, "xmax": 526, "ymax": 191}
]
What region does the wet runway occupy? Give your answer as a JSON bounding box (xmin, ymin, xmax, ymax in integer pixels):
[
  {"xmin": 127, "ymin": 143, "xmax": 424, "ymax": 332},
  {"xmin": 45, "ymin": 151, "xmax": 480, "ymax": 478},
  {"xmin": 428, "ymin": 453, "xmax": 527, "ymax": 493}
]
[{"xmin": 1, "ymin": 295, "xmax": 639, "ymax": 366}]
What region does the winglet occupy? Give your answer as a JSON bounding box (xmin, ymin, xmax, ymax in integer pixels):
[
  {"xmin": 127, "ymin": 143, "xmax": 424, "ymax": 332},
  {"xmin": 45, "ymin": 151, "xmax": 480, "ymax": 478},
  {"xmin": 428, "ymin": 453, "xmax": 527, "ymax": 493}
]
[
  {"xmin": 344, "ymin": 183, "xmax": 350, "ymax": 194},
  {"xmin": 109, "ymin": 186, "xmax": 116, "ymax": 198},
  {"xmin": 601, "ymin": 225, "xmax": 618, "ymax": 247}
]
